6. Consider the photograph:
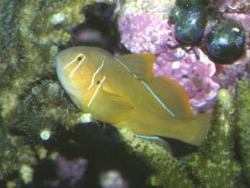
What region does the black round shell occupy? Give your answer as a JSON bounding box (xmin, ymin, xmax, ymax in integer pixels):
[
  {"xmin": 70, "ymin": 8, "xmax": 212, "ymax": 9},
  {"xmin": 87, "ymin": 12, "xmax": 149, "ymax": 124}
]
[
  {"xmin": 174, "ymin": 7, "xmax": 207, "ymax": 45},
  {"xmin": 205, "ymin": 19, "xmax": 245, "ymax": 64}
]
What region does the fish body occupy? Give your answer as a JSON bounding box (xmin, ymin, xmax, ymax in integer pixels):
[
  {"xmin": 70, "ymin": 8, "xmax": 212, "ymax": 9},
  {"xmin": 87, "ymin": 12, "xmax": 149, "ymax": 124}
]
[{"xmin": 56, "ymin": 46, "xmax": 211, "ymax": 145}]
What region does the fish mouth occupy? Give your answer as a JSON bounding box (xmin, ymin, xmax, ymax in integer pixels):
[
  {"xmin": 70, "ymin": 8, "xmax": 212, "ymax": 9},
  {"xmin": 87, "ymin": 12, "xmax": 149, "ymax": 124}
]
[
  {"xmin": 55, "ymin": 54, "xmax": 64, "ymax": 76},
  {"xmin": 55, "ymin": 51, "xmax": 72, "ymax": 84},
  {"xmin": 56, "ymin": 52, "xmax": 79, "ymax": 98}
]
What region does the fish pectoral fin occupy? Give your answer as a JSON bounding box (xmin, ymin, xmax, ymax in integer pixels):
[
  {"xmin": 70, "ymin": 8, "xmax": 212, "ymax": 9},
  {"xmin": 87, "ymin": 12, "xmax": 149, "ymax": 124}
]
[
  {"xmin": 90, "ymin": 88, "xmax": 134, "ymax": 124},
  {"xmin": 118, "ymin": 54, "xmax": 155, "ymax": 82}
]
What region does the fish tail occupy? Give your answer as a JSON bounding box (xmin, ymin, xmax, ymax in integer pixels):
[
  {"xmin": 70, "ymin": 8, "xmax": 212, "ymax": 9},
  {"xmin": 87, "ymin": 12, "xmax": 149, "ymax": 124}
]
[{"xmin": 181, "ymin": 113, "xmax": 212, "ymax": 146}]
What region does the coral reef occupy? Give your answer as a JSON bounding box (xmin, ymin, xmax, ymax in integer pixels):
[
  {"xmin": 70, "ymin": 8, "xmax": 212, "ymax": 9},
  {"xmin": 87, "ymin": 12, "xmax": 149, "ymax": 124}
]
[{"xmin": 0, "ymin": 0, "xmax": 250, "ymax": 187}]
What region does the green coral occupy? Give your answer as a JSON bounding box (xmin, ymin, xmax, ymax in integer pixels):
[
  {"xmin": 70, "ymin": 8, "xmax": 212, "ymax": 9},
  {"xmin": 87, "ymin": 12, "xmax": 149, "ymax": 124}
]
[
  {"xmin": 0, "ymin": 0, "xmax": 113, "ymax": 183},
  {"xmin": 119, "ymin": 128, "xmax": 195, "ymax": 188},
  {"xmin": 0, "ymin": 0, "xmax": 97, "ymax": 119},
  {"xmin": 235, "ymin": 80, "xmax": 250, "ymax": 183},
  {"xmin": 12, "ymin": 80, "xmax": 80, "ymax": 141},
  {"xmin": 186, "ymin": 89, "xmax": 240, "ymax": 188}
]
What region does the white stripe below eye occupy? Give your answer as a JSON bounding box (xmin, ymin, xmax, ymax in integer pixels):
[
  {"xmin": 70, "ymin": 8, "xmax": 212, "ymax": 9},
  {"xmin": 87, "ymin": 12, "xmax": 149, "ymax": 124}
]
[
  {"xmin": 87, "ymin": 57, "xmax": 105, "ymax": 91},
  {"xmin": 64, "ymin": 58, "xmax": 76, "ymax": 69},
  {"xmin": 87, "ymin": 75, "xmax": 106, "ymax": 108},
  {"xmin": 69, "ymin": 56, "xmax": 86, "ymax": 78},
  {"xmin": 115, "ymin": 57, "xmax": 175, "ymax": 117},
  {"xmin": 64, "ymin": 54, "xmax": 85, "ymax": 69}
]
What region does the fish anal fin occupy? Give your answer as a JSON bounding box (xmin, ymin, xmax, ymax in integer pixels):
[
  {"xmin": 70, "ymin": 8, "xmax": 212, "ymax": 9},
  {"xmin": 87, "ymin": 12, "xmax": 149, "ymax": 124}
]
[
  {"xmin": 89, "ymin": 88, "xmax": 134, "ymax": 124},
  {"xmin": 118, "ymin": 54, "xmax": 156, "ymax": 81},
  {"xmin": 148, "ymin": 76, "xmax": 194, "ymax": 119}
]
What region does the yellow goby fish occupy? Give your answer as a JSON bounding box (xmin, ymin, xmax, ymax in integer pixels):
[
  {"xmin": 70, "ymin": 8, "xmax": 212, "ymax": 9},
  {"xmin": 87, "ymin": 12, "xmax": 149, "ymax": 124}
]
[{"xmin": 56, "ymin": 46, "xmax": 211, "ymax": 145}]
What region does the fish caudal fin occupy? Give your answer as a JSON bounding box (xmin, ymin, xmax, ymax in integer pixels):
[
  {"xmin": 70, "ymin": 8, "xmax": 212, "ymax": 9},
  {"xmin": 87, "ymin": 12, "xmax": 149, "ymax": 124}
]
[{"xmin": 179, "ymin": 113, "xmax": 212, "ymax": 146}]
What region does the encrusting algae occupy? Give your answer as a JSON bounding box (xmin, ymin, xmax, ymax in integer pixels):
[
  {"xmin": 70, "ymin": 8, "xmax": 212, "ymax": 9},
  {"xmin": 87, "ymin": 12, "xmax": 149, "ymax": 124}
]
[{"xmin": 56, "ymin": 46, "xmax": 211, "ymax": 145}]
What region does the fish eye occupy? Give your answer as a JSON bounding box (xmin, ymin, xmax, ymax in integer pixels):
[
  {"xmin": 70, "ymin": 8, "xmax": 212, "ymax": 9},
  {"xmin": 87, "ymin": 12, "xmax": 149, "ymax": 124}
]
[
  {"xmin": 96, "ymin": 80, "xmax": 100, "ymax": 84},
  {"xmin": 76, "ymin": 54, "xmax": 85, "ymax": 61}
]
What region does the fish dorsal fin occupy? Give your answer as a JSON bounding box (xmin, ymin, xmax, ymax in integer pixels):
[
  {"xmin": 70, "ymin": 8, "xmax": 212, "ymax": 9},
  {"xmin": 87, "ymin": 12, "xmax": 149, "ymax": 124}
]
[
  {"xmin": 148, "ymin": 76, "xmax": 194, "ymax": 119},
  {"xmin": 117, "ymin": 54, "xmax": 155, "ymax": 82}
]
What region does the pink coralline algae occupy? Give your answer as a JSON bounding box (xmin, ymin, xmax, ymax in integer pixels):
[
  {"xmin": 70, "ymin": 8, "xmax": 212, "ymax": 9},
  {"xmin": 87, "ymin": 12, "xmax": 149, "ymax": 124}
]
[
  {"xmin": 155, "ymin": 49, "xmax": 219, "ymax": 111},
  {"xmin": 119, "ymin": 12, "xmax": 219, "ymax": 111},
  {"xmin": 118, "ymin": 1, "xmax": 250, "ymax": 112},
  {"xmin": 119, "ymin": 13, "xmax": 172, "ymax": 54}
]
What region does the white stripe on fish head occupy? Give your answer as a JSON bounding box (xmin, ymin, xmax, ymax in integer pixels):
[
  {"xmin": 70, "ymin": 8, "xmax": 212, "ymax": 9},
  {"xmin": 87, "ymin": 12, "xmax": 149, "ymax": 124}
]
[
  {"xmin": 65, "ymin": 54, "xmax": 86, "ymax": 78},
  {"xmin": 63, "ymin": 53, "xmax": 85, "ymax": 69}
]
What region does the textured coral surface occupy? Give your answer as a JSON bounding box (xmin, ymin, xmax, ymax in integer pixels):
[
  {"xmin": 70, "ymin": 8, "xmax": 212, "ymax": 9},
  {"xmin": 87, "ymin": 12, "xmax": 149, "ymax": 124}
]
[{"xmin": 235, "ymin": 80, "xmax": 250, "ymax": 184}]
